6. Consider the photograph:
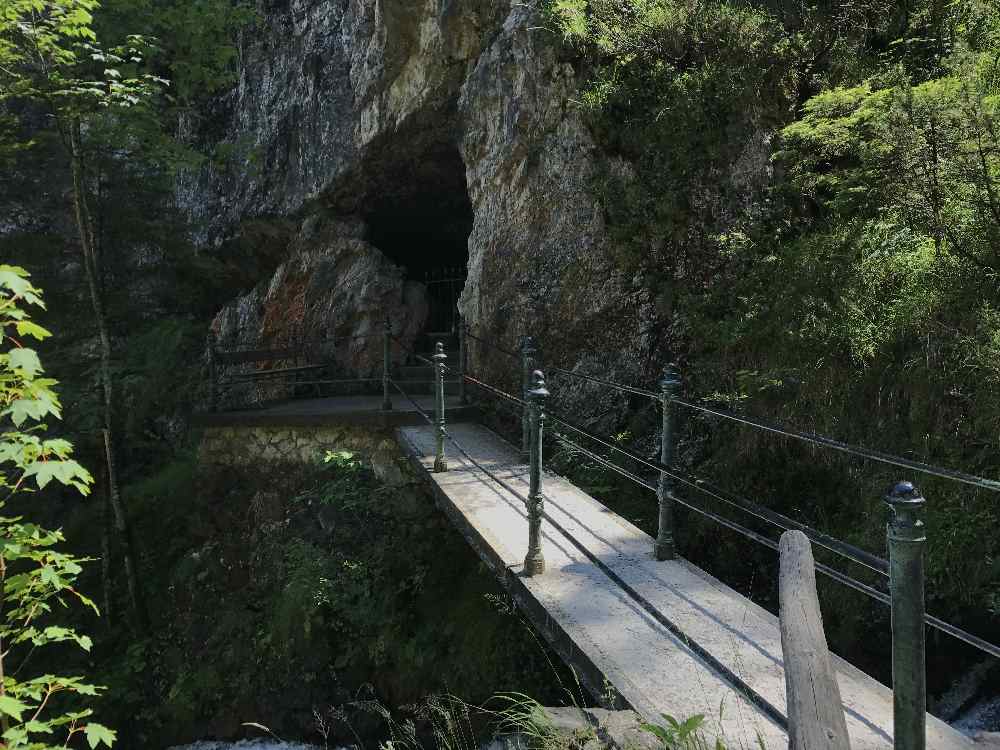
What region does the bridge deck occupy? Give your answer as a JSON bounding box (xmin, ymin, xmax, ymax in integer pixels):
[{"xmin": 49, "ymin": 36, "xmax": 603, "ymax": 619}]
[{"xmin": 397, "ymin": 422, "xmax": 971, "ymax": 750}]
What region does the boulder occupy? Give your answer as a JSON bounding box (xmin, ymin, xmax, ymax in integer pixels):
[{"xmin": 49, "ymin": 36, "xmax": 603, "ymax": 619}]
[{"xmin": 211, "ymin": 213, "xmax": 428, "ymax": 378}]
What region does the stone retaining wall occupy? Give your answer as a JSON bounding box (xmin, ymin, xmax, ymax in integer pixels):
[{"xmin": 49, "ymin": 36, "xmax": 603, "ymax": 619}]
[{"xmin": 199, "ymin": 424, "xmax": 408, "ymax": 484}]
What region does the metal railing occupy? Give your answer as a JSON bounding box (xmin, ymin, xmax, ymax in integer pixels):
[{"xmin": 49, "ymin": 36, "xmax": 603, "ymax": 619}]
[
  {"xmin": 450, "ymin": 319, "xmax": 1000, "ymax": 750},
  {"xmin": 206, "ymin": 326, "xmax": 398, "ymax": 411},
  {"xmin": 209, "ymin": 314, "xmax": 1000, "ymax": 750}
]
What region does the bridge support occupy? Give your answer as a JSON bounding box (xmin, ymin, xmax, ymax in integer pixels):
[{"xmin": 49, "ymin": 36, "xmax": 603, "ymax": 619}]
[
  {"xmin": 433, "ymin": 342, "xmax": 448, "ymax": 473},
  {"xmin": 521, "ymin": 336, "xmax": 537, "ymax": 459},
  {"xmin": 655, "ymin": 365, "xmax": 682, "ymax": 560},
  {"xmin": 382, "ymin": 317, "xmax": 393, "ymax": 412},
  {"xmin": 524, "ymin": 369, "xmax": 549, "ymax": 576},
  {"xmin": 885, "ymin": 481, "xmax": 926, "ymax": 750}
]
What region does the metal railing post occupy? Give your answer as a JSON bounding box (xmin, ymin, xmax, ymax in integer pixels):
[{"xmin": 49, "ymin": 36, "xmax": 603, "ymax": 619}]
[
  {"xmin": 885, "ymin": 481, "xmax": 927, "ymax": 750},
  {"xmin": 206, "ymin": 331, "xmax": 218, "ymax": 412},
  {"xmin": 382, "ymin": 317, "xmax": 392, "ymax": 411},
  {"xmin": 458, "ymin": 318, "xmax": 468, "ymax": 405},
  {"xmin": 655, "ymin": 364, "xmax": 682, "ymax": 560},
  {"xmin": 524, "ymin": 369, "xmax": 549, "ymax": 576},
  {"xmin": 521, "ymin": 336, "xmax": 537, "ymax": 458},
  {"xmin": 433, "ymin": 342, "xmax": 448, "ymax": 473}
]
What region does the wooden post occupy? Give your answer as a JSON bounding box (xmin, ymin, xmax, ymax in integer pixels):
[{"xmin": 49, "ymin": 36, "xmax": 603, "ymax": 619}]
[
  {"xmin": 433, "ymin": 342, "xmax": 448, "ymax": 473},
  {"xmin": 779, "ymin": 530, "xmax": 851, "ymax": 750},
  {"xmin": 524, "ymin": 369, "xmax": 549, "ymax": 576},
  {"xmin": 885, "ymin": 481, "xmax": 927, "ymax": 750}
]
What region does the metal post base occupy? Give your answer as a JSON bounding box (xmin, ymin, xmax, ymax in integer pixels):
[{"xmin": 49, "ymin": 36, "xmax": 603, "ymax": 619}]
[
  {"xmin": 523, "ymin": 551, "xmax": 545, "ymax": 576},
  {"xmin": 654, "ymin": 539, "xmax": 675, "ymax": 561}
]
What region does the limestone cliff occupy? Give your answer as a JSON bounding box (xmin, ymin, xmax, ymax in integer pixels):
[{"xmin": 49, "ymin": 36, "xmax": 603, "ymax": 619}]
[{"xmin": 188, "ymin": 0, "xmax": 650, "ymax": 411}]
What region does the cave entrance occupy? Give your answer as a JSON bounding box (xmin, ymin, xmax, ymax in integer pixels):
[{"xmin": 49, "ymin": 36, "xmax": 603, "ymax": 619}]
[{"xmin": 363, "ymin": 146, "xmax": 472, "ymax": 335}]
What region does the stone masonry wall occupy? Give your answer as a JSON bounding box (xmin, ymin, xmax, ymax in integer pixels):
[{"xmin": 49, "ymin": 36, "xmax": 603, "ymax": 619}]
[{"xmin": 199, "ymin": 424, "xmax": 409, "ymax": 485}]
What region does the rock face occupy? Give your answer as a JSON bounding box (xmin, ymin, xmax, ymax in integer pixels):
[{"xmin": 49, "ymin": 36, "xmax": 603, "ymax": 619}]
[
  {"xmin": 186, "ymin": 0, "xmax": 653, "ymax": 403},
  {"xmin": 211, "ymin": 213, "xmax": 428, "ymax": 377}
]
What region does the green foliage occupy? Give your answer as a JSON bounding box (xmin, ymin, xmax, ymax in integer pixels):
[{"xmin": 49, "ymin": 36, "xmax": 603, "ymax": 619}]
[
  {"xmin": 0, "ymin": 266, "xmax": 112, "ymax": 749},
  {"xmin": 641, "ymin": 714, "xmax": 725, "ymax": 750},
  {"xmin": 537, "ymin": 0, "xmax": 1000, "ymax": 679},
  {"xmin": 0, "ymin": 1, "xmax": 166, "ymax": 121}
]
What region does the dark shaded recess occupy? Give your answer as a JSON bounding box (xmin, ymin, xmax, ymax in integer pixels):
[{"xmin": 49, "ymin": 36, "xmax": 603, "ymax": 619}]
[
  {"xmin": 359, "ymin": 144, "xmax": 473, "ymax": 332},
  {"xmin": 362, "ymin": 145, "xmax": 472, "ymax": 277}
]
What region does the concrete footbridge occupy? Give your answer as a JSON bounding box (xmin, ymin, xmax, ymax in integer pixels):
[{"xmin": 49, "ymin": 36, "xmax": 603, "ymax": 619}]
[{"xmin": 198, "ymin": 323, "xmax": 1000, "ymax": 750}]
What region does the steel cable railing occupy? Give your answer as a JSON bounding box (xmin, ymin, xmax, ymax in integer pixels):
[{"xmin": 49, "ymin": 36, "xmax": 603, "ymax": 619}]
[
  {"xmin": 670, "ymin": 397, "xmax": 1000, "ymax": 494},
  {"xmin": 466, "ymin": 366, "xmax": 889, "ymax": 576},
  {"xmin": 548, "ymin": 366, "xmax": 660, "ymax": 399},
  {"xmin": 468, "ymin": 327, "xmax": 1000, "ymax": 494},
  {"xmin": 388, "ymin": 377, "xmax": 530, "ymax": 509},
  {"xmin": 457, "ymin": 348, "xmax": 1000, "ymax": 663},
  {"xmin": 468, "ymin": 370, "xmax": 890, "ymax": 578},
  {"xmin": 557, "ymin": 412, "xmax": 1000, "ymax": 660},
  {"xmin": 541, "ymin": 407, "xmax": 890, "ymax": 576},
  {"xmin": 466, "ymin": 335, "xmax": 892, "ymax": 574},
  {"xmin": 549, "ymin": 430, "xmax": 895, "ymax": 608},
  {"xmin": 394, "ymin": 372, "xmax": 790, "ymax": 728},
  {"xmin": 465, "ymin": 330, "xmax": 520, "ymax": 360}
]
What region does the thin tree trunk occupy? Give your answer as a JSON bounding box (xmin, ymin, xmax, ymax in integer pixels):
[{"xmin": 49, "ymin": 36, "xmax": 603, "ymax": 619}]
[
  {"xmin": 68, "ymin": 119, "xmax": 148, "ymax": 629},
  {"xmin": 101, "ymin": 472, "xmax": 114, "ymax": 629},
  {"xmin": 103, "ymin": 430, "xmax": 147, "ymax": 628}
]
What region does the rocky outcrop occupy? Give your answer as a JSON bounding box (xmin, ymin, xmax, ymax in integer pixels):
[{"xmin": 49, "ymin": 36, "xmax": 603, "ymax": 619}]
[
  {"xmin": 211, "ymin": 213, "xmax": 427, "ymax": 376},
  {"xmin": 186, "ymin": 0, "xmax": 655, "ymax": 410},
  {"xmin": 179, "ymin": 0, "xmax": 507, "ymax": 241}
]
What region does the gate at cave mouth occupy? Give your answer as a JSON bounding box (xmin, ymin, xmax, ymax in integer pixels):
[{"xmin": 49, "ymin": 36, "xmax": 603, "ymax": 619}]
[{"xmin": 364, "ymin": 147, "xmax": 472, "ymax": 336}]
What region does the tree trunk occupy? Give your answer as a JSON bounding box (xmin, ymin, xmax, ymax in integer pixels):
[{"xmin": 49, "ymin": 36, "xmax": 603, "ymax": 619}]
[
  {"xmin": 103, "ymin": 430, "xmax": 148, "ymax": 628},
  {"xmin": 68, "ymin": 119, "xmax": 148, "ymax": 629},
  {"xmin": 101, "ymin": 481, "xmax": 114, "ymax": 629}
]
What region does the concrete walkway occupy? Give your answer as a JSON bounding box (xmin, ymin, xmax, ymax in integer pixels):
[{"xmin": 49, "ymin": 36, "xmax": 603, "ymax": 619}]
[{"xmin": 397, "ymin": 422, "xmax": 972, "ymax": 750}]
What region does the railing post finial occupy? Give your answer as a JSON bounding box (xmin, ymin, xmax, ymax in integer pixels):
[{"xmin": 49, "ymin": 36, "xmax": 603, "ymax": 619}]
[
  {"xmin": 655, "ymin": 363, "xmax": 682, "ymax": 560},
  {"xmin": 885, "ymin": 480, "xmax": 927, "ymax": 750},
  {"xmin": 524, "ymin": 369, "xmax": 549, "ymax": 577},
  {"xmin": 433, "ymin": 341, "xmax": 449, "ymax": 473},
  {"xmin": 521, "ymin": 336, "xmax": 538, "ymax": 458},
  {"xmin": 382, "ymin": 316, "xmax": 393, "ymax": 412}
]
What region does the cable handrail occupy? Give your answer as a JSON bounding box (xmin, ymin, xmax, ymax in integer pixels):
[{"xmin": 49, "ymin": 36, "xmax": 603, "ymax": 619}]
[
  {"xmin": 464, "ymin": 372, "xmax": 889, "ymax": 576},
  {"xmin": 542, "ymin": 396, "xmax": 891, "ymax": 577},
  {"xmin": 465, "ymin": 329, "xmax": 520, "ymax": 360},
  {"xmin": 464, "ymin": 373, "xmax": 528, "ymax": 408},
  {"xmin": 464, "ymin": 372, "xmax": 1000, "ymax": 662},
  {"xmin": 548, "ymin": 366, "xmax": 661, "ymax": 399},
  {"xmin": 670, "ymin": 397, "xmax": 1000, "ymax": 493},
  {"xmin": 463, "ymin": 325, "xmax": 1000, "ymax": 493},
  {"xmin": 391, "ymin": 376, "xmax": 788, "ymax": 727},
  {"xmin": 551, "ymin": 428, "xmax": 1000, "ymax": 660}
]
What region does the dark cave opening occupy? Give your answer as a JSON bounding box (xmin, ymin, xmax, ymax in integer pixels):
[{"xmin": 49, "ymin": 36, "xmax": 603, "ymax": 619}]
[{"xmin": 363, "ymin": 146, "xmax": 472, "ymax": 334}]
